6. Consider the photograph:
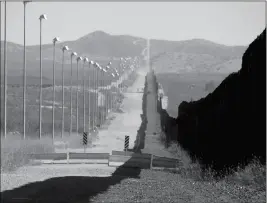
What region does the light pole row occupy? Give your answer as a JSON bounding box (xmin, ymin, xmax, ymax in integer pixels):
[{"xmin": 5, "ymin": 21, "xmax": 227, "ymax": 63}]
[
  {"xmin": 52, "ymin": 37, "xmax": 60, "ymax": 141},
  {"xmin": 1, "ymin": 1, "xmax": 137, "ymax": 140}
]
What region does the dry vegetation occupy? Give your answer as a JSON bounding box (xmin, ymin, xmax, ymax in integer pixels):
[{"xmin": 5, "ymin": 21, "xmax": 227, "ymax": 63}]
[
  {"xmin": 1, "ymin": 134, "xmax": 55, "ymax": 172},
  {"xmin": 153, "ymin": 72, "xmax": 266, "ymax": 202},
  {"xmin": 1, "ymin": 71, "xmax": 138, "ymax": 174},
  {"xmin": 91, "ymin": 139, "xmax": 266, "ymax": 203}
]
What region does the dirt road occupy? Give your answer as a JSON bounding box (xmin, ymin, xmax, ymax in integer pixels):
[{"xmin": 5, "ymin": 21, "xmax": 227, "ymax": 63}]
[{"xmin": 1, "ymin": 67, "xmax": 148, "ymax": 192}]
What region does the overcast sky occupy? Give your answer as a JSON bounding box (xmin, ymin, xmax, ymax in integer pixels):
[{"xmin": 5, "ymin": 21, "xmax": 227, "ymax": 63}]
[{"xmin": 1, "ymin": 2, "xmax": 265, "ymax": 46}]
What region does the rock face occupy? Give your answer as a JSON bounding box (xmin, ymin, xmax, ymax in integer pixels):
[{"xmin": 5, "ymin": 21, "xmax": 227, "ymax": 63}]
[{"xmin": 176, "ymin": 29, "xmax": 266, "ymax": 173}]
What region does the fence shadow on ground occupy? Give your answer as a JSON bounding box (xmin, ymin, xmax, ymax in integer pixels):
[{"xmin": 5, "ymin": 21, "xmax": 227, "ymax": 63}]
[{"xmin": 1, "ymin": 165, "xmax": 143, "ymax": 203}]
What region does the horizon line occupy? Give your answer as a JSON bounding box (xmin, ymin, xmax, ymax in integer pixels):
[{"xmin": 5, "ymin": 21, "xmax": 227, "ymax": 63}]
[{"xmin": 1, "ymin": 30, "xmax": 250, "ymax": 47}]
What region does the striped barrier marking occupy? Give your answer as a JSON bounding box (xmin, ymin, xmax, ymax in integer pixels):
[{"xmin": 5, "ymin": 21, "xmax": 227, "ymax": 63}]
[
  {"xmin": 124, "ymin": 135, "xmax": 129, "ymax": 150},
  {"xmin": 69, "ymin": 153, "xmax": 110, "ymax": 160},
  {"xmin": 83, "ymin": 132, "xmax": 88, "ymax": 145},
  {"xmin": 28, "ymin": 153, "xmax": 67, "ymax": 160}
]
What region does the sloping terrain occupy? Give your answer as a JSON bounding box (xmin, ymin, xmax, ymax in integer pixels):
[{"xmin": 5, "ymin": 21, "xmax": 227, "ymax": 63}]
[
  {"xmin": 150, "ymin": 38, "xmax": 246, "ymax": 74},
  {"xmin": 152, "ymin": 52, "xmax": 243, "ymax": 74}
]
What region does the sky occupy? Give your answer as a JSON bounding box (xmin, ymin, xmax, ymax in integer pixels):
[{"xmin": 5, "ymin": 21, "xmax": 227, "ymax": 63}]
[{"xmin": 0, "ymin": 2, "xmax": 265, "ymax": 46}]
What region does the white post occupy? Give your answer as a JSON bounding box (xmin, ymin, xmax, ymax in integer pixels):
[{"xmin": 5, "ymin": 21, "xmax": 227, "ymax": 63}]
[
  {"xmin": 39, "ymin": 17, "xmax": 42, "ymax": 139},
  {"xmin": 150, "ymin": 154, "xmax": 153, "ymax": 169},
  {"xmin": 3, "ymin": 1, "xmax": 7, "ymax": 139},
  {"xmin": 66, "ymin": 142, "xmax": 69, "ymax": 164}
]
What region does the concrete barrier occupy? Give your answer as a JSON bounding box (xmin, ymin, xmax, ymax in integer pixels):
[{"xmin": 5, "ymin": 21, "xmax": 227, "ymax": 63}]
[
  {"xmin": 108, "ymin": 154, "xmax": 151, "ymax": 168},
  {"xmin": 28, "ymin": 152, "xmax": 180, "ymax": 168},
  {"xmin": 28, "ymin": 153, "xmax": 67, "ymax": 160},
  {"xmin": 111, "ymin": 151, "xmax": 151, "ymax": 158},
  {"xmin": 69, "ymin": 153, "xmax": 110, "ymax": 160},
  {"xmin": 152, "ymin": 155, "xmax": 180, "ymax": 168},
  {"xmin": 111, "ymin": 150, "xmax": 134, "ymax": 156},
  {"xmin": 32, "ymin": 159, "xmax": 109, "ymax": 164}
]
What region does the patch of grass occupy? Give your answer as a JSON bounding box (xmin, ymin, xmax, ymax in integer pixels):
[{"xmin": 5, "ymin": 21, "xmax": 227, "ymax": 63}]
[
  {"xmin": 162, "ymin": 142, "xmax": 266, "ymax": 201},
  {"xmin": 91, "ymin": 141, "xmax": 265, "ymax": 203},
  {"xmin": 91, "ymin": 166, "xmax": 265, "ymax": 203},
  {"xmin": 1, "ymin": 134, "xmax": 55, "ymax": 173}
]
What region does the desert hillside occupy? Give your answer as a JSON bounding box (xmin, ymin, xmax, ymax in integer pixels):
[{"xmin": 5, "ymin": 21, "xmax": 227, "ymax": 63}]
[{"xmin": 1, "ymin": 31, "xmax": 246, "ymax": 85}]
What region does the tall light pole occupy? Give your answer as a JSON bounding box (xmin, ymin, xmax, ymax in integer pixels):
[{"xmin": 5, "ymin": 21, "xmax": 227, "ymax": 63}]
[
  {"xmin": 0, "ymin": 1, "xmax": 1, "ymax": 138},
  {"xmin": 106, "ymin": 62, "xmax": 112, "ymax": 113},
  {"xmin": 22, "ymin": 1, "xmax": 31, "ymax": 140},
  {"xmin": 95, "ymin": 63, "xmax": 102, "ymax": 127},
  {"xmin": 94, "ymin": 63, "xmax": 99, "ymax": 127},
  {"xmin": 93, "ymin": 62, "xmax": 98, "ymax": 129},
  {"xmin": 105, "ymin": 63, "xmax": 111, "ymax": 116},
  {"xmin": 102, "ymin": 68, "xmax": 107, "ymax": 123},
  {"xmin": 3, "ymin": 1, "xmax": 7, "ymax": 138},
  {"xmin": 52, "ymin": 37, "xmax": 60, "ymax": 141},
  {"xmin": 88, "ymin": 61, "xmax": 94, "ymax": 133},
  {"xmin": 100, "ymin": 66, "xmax": 105, "ymax": 126},
  {"xmin": 83, "ymin": 57, "xmax": 88, "ymax": 133},
  {"xmin": 115, "ymin": 70, "xmax": 120, "ymax": 108},
  {"xmin": 110, "ymin": 73, "xmax": 115, "ymax": 111},
  {"xmin": 76, "ymin": 56, "xmax": 82, "ymax": 135},
  {"xmin": 105, "ymin": 66, "xmax": 110, "ymax": 115},
  {"xmin": 92, "ymin": 62, "xmax": 95, "ymax": 130},
  {"xmin": 38, "ymin": 14, "xmax": 47, "ymax": 139},
  {"xmin": 61, "ymin": 45, "xmax": 69, "ymax": 138},
  {"xmin": 100, "ymin": 68, "xmax": 103, "ymax": 125},
  {"xmin": 69, "ymin": 52, "xmax": 77, "ymax": 137}
]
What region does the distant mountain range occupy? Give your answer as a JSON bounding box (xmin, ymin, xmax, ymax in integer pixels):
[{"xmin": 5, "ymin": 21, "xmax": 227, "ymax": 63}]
[
  {"xmin": 150, "ymin": 38, "xmax": 247, "ymax": 74},
  {"xmin": 0, "ymin": 30, "xmax": 247, "ymax": 84}
]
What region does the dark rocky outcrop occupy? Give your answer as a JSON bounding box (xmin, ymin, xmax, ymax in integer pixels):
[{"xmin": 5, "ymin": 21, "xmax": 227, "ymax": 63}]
[{"xmin": 158, "ymin": 29, "xmax": 266, "ymax": 174}]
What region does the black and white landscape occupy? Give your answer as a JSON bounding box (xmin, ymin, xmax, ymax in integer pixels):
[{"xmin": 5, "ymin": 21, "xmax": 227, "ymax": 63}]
[{"xmin": 0, "ymin": 2, "xmax": 266, "ymax": 203}]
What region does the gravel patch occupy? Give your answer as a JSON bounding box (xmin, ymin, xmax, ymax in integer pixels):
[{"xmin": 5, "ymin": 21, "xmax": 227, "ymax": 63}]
[{"xmin": 91, "ymin": 169, "xmax": 265, "ymax": 203}]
